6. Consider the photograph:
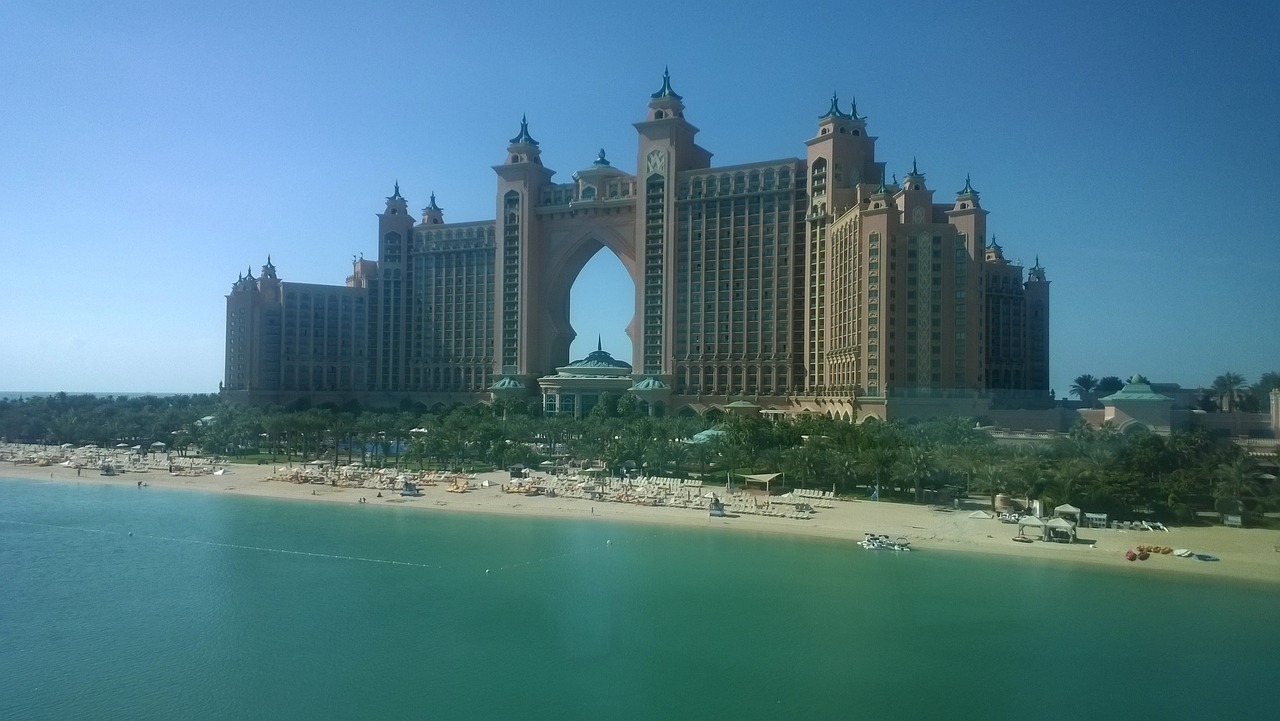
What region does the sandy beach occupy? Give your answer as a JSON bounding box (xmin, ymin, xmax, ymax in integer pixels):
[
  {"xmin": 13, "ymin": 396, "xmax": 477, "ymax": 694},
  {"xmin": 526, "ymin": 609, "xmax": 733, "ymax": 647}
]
[{"xmin": 4, "ymin": 448, "xmax": 1278, "ymax": 586}]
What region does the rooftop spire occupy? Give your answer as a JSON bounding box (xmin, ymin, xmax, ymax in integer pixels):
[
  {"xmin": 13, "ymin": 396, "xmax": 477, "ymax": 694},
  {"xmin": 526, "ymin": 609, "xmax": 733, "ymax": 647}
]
[
  {"xmin": 819, "ymin": 92, "xmax": 848, "ymax": 119},
  {"xmin": 650, "ymin": 67, "xmax": 682, "ymax": 100},
  {"xmin": 908, "ymin": 157, "xmax": 923, "ymax": 178},
  {"xmin": 427, "ymin": 192, "xmax": 441, "ymax": 211},
  {"xmin": 849, "ymin": 94, "xmax": 865, "ymax": 121},
  {"xmin": 593, "ymin": 148, "xmax": 610, "ymax": 166},
  {"xmin": 957, "ymin": 174, "xmax": 977, "ymax": 195},
  {"xmin": 597, "ymin": 335, "xmax": 602, "ymax": 352},
  {"xmin": 508, "ymin": 114, "xmax": 539, "ymax": 146},
  {"xmin": 390, "ymin": 181, "xmax": 402, "ymax": 200}
]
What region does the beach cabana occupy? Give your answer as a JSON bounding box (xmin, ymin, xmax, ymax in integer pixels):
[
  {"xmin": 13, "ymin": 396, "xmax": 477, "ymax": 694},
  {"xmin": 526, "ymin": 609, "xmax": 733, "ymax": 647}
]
[
  {"xmin": 738, "ymin": 472, "xmax": 781, "ymax": 494},
  {"xmin": 1053, "ymin": 503, "xmax": 1081, "ymax": 523},
  {"xmin": 1016, "ymin": 515, "xmax": 1046, "ymax": 540},
  {"xmin": 1045, "ymin": 517, "xmax": 1077, "ymax": 543}
]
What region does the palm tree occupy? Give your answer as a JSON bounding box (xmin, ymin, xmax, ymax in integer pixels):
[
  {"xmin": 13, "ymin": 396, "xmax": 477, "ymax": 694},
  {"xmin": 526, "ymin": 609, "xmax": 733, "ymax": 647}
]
[
  {"xmin": 1213, "ymin": 455, "xmax": 1269, "ymax": 516},
  {"xmin": 1095, "ymin": 376, "xmax": 1124, "ymax": 399},
  {"xmin": 1255, "ymin": 371, "xmax": 1280, "ymax": 394},
  {"xmin": 1070, "ymin": 374, "xmax": 1098, "ymax": 406},
  {"xmin": 896, "ymin": 446, "xmax": 936, "ymax": 503},
  {"xmin": 974, "ymin": 463, "xmax": 1008, "ymax": 511},
  {"xmin": 1211, "ymin": 372, "xmax": 1249, "ymax": 412}
]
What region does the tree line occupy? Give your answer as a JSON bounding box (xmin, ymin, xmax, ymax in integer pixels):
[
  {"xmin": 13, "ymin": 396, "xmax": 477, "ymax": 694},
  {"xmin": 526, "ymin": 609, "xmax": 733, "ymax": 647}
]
[
  {"xmin": 1069, "ymin": 371, "xmax": 1280, "ymax": 412},
  {"xmin": 2, "ymin": 390, "xmax": 1275, "ymax": 525}
]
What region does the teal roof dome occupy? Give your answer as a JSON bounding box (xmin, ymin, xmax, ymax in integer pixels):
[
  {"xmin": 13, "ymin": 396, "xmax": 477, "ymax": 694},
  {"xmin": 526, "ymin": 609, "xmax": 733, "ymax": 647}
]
[
  {"xmin": 567, "ymin": 348, "xmax": 632, "ymax": 370},
  {"xmin": 630, "ymin": 377, "xmax": 669, "ymax": 391}
]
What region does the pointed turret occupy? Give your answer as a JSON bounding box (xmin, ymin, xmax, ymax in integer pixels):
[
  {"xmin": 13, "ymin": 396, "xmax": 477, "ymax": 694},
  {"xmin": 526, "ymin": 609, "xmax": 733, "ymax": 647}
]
[
  {"xmin": 904, "ymin": 158, "xmax": 925, "ymax": 187},
  {"xmin": 504, "ymin": 115, "xmax": 544, "ymax": 166},
  {"xmin": 593, "ymin": 149, "xmax": 610, "ymax": 166},
  {"xmin": 1028, "ymin": 255, "xmax": 1047, "ymax": 282},
  {"xmin": 984, "ymin": 235, "xmax": 1007, "ymax": 262},
  {"xmin": 951, "ymin": 173, "xmax": 982, "ymax": 214},
  {"xmin": 644, "ymin": 67, "xmax": 687, "ymax": 121},
  {"xmin": 650, "ymin": 66, "xmax": 682, "ymax": 100},
  {"xmin": 819, "ymin": 92, "xmax": 850, "ymax": 120},
  {"xmin": 421, "ymin": 192, "xmax": 444, "ymax": 225},
  {"xmin": 383, "ymin": 181, "xmax": 409, "ymax": 216},
  {"xmin": 508, "ymin": 115, "xmax": 539, "ymax": 146}
]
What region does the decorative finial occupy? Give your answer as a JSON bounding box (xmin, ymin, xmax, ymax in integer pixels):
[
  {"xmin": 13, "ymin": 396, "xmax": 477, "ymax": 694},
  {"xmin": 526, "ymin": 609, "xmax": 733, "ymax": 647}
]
[
  {"xmin": 651, "ymin": 67, "xmax": 682, "ymax": 100},
  {"xmin": 849, "ymin": 95, "xmax": 864, "ymax": 121},
  {"xmin": 820, "ymin": 92, "xmax": 844, "ymax": 119},
  {"xmin": 594, "ymin": 148, "xmax": 610, "ymax": 166},
  {"xmin": 427, "ymin": 192, "xmax": 441, "ymax": 211},
  {"xmin": 958, "ymin": 174, "xmax": 977, "ymax": 195},
  {"xmin": 910, "ymin": 157, "xmax": 921, "ymax": 177},
  {"xmin": 892, "ymin": 174, "xmax": 898, "ymax": 185},
  {"xmin": 266, "ymin": 254, "xmax": 273, "ymax": 267},
  {"xmin": 508, "ymin": 115, "xmax": 539, "ymax": 145},
  {"xmin": 597, "ymin": 335, "xmax": 603, "ymax": 352}
]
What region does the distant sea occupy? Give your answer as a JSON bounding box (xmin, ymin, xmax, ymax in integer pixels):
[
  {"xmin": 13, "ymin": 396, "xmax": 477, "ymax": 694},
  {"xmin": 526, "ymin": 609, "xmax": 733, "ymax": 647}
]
[{"xmin": 2, "ymin": 477, "xmax": 1278, "ymax": 720}]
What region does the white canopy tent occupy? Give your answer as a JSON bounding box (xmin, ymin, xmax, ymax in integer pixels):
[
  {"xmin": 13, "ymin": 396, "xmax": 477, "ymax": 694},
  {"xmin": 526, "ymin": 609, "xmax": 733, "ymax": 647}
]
[
  {"xmin": 1053, "ymin": 504, "xmax": 1082, "ymax": 523},
  {"xmin": 737, "ymin": 472, "xmax": 781, "ymax": 494},
  {"xmin": 1045, "ymin": 517, "xmax": 1077, "ymax": 543},
  {"xmin": 1016, "ymin": 515, "xmax": 1046, "ymax": 540}
]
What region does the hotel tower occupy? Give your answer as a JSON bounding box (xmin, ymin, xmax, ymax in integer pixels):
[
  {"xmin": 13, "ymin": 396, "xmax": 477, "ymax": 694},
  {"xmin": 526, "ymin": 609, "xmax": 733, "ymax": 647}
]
[{"xmin": 225, "ymin": 72, "xmax": 1049, "ymax": 420}]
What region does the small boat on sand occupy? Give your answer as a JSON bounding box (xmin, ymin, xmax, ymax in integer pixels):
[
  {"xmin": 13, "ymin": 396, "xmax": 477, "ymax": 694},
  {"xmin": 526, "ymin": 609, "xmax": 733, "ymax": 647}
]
[
  {"xmin": 1125, "ymin": 549, "xmax": 1137, "ymax": 561},
  {"xmin": 860, "ymin": 533, "xmax": 910, "ymax": 551},
  {"xmin": 1012, "ymin": 535, "xmax": 1034, "ymax": 544},
  {"xmin": 1195, "ymin": 554, "xmax": 1219, "ymax": 562},
  {"xmin": 1173, "ymin": 548, "xmax": 1193, "ymax": 557}
]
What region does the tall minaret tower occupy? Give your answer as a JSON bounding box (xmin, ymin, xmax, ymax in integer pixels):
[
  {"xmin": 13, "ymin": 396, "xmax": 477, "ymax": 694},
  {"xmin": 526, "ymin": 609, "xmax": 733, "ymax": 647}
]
[
  {"xmin": 947, "ymin": 175, "xmax": 989, "ymax": 389},
  {"xmin": 493, "ymin": 116, "xmax": 554, "ymax": 385},
  {"xmin": 633, "ymin": 69, "xmax": 711, "ymax": 376},
  {"xmin": 371, "ymin": 182, "xmax": 415, "ymax": 391},
  {"xmin": 803, "ymin": 94, "xmax": 883, "ymax": 393},
  {"xmin": 1024, "ymin": 256, "xmax": 1051, "ymax": 397}
]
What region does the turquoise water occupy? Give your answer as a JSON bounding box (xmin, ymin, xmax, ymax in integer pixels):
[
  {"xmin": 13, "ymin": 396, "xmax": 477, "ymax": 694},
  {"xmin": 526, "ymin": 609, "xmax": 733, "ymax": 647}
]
[{"xmin": 2, "ymin": 478, "xmax": 1278, "ymax": 720}]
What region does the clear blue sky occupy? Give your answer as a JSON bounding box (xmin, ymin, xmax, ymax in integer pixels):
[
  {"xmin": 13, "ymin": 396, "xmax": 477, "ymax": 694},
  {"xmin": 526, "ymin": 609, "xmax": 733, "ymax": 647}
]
[{"xmin": 3, "ymin": 1, "xmax": 1278, "ymax": 396}]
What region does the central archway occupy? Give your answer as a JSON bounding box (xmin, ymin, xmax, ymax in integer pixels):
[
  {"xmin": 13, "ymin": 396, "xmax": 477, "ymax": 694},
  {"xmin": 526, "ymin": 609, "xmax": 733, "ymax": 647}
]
[{"xmin": 534, "ymin": 222, "xmax": 638, "ymax": 375}]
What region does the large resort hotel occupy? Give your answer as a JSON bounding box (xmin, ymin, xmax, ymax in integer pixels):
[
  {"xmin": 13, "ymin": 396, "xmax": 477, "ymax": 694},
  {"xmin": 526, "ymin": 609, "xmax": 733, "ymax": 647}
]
[{"xmin": 224, "ymin": 72, "xmax": 1050, "ymax": 420}]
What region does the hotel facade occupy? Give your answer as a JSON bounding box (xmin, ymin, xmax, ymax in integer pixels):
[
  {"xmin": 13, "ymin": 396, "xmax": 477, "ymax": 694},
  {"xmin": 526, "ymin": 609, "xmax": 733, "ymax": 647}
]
[{"xmin": 224, "ymin": 73, "xmax": 1050, "ymax": 420}]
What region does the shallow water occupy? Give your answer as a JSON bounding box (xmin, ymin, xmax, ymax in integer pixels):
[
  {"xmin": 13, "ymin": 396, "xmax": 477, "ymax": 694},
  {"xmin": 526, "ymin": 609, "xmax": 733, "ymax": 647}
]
[{"xmin": 2, "ymin": 478, "xmax": 1278, "ymax": 720}]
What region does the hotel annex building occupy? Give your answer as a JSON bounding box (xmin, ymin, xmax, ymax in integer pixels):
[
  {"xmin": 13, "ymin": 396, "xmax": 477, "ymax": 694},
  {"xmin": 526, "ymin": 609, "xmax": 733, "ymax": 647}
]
[{"xmin": 224, "ymin": 73, "xmax": 1050, "ymax": 420}]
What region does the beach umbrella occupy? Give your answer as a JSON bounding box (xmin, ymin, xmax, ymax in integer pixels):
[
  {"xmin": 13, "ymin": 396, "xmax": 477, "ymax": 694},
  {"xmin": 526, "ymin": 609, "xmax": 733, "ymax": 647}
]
[
  {"xmin": 151, "ymin": 441, "xmax": 166, "ymax": 448},
  {"xmin": 115, "ymin": 443, "xmax": 130, "ymax": 448}
]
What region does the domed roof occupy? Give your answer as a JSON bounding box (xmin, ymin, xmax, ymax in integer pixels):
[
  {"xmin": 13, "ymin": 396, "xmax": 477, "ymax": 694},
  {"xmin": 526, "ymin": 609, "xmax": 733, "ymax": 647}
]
[
  {"xmin": 488, "ymin": 376, "xmax": 525, "ymax": 390},
  {"xmin": 630, "ymin": 377, "xmax": 669, "ymax": 391},
  {"xmin": 566, "ymin": 339, "xmax": 631, "ymax": 370}
]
